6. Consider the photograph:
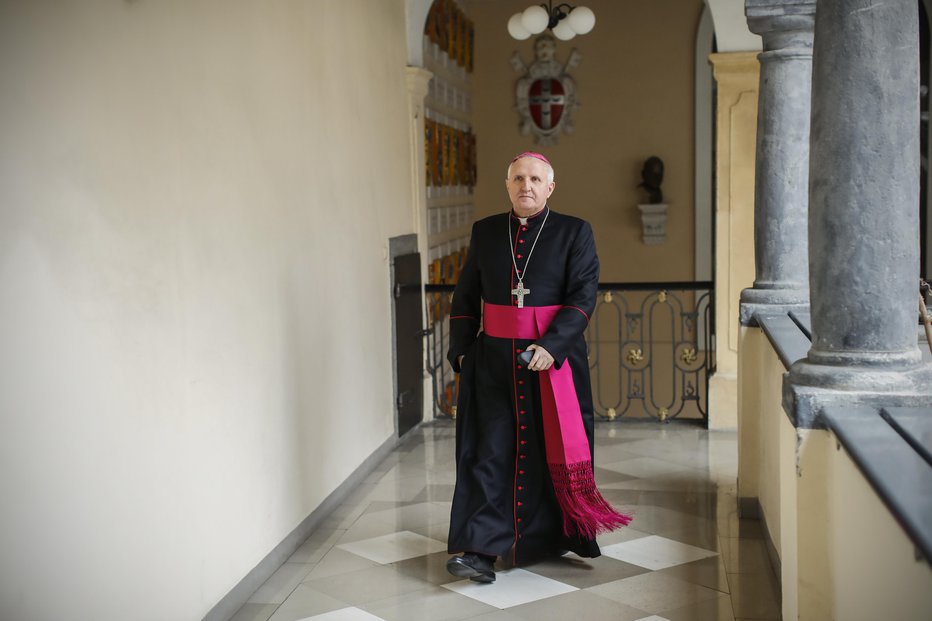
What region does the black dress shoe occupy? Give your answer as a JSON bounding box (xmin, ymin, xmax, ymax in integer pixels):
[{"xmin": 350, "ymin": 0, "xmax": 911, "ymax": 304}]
[{"xmin": 446, "ymin": 553, "xmax": 496, "ymax": 583}]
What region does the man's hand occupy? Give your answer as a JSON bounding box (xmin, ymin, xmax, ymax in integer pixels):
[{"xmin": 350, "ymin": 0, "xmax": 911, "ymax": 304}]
[{"xmin": 525, "ymin": 344, "xmax": 554, "ymax": 371}]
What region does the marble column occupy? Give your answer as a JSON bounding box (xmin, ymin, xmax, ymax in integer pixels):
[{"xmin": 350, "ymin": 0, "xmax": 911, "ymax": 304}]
[
  {"xmin": 785, "ymin": 0, "xmax": 932, "ymax": 427},
  {"xmin": 739, "ymin": 0, "xmax": 815, "ymax": 325}
]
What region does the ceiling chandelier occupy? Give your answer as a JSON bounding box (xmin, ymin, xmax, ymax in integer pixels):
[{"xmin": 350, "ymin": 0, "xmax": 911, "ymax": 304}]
[{"xmin": 507, "ymin": 2, "xmax": 596, "ymax": 41}]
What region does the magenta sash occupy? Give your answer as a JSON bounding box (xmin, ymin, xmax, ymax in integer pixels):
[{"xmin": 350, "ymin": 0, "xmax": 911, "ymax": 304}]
[{"xmin": 483, "ymin": 303, "xmax": 631, "ymax": 539}]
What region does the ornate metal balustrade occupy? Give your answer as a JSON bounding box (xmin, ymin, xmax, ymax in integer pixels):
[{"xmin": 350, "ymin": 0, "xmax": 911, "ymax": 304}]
[{"xmin": 421, "ymin": 282, "xmax": 714, "ymax": 423}]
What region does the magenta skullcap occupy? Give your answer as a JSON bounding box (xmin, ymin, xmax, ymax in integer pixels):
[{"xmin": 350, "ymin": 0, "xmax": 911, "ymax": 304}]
[{"xmin": 511, "ymin": 151, "xmax": 551, "ymax": 165}]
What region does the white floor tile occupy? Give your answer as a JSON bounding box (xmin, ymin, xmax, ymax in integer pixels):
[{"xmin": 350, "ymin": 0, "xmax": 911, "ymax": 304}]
[
  {"xmin": 601, "ymin": 535, "xmax": 718, "ymax": 570},
  {"xmin": 295, "ymin": 608, "xmax": 386, "ymax": 621},
  {"xmin": 336, "ymin": 530, "xmax": 446, "ymax": 564},
  {"xmin": 441, "ymin": 568, "xmax": 578, "ymax": 609},
  {"xmin": 362, "ymin": 585, "xmax": 496, "ymax": 621}
]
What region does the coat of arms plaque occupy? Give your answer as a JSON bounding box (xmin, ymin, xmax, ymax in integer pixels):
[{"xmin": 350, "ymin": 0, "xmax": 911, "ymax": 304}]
[{"xmin": 512, "ymin": 35, "xmax": 581, "ymax": 145}]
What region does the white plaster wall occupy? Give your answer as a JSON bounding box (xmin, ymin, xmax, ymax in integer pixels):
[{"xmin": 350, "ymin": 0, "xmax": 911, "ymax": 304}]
[
  {"xmin": 706, "ymin": 0, "xmax": 762, "ymax": 52},
  {"xmin": 0, "ymin": 1, "xmax": 413, "ymax": 620},
  {"xmin": 406, "ymin": 0, "xmax": 434, "ymax": 66}
]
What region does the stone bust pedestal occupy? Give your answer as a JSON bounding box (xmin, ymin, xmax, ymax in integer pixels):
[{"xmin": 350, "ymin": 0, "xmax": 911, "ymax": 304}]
[{"xmin": 637, "ymin": 203, "xmax": 668, "ymax": 245}]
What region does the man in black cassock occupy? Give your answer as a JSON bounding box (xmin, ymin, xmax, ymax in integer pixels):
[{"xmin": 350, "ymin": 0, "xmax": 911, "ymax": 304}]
[{"xmin": 445, "ymin": 152, "xmax": 628, "ymax": 584}]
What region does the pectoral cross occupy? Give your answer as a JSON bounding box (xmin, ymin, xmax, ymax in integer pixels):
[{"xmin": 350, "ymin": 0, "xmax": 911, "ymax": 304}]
[{"xmin": 511, "ymin": 281, "xmax": 530, "ymax": 308}]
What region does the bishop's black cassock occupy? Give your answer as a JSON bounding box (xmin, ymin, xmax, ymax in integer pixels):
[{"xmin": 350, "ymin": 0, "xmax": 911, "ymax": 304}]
[{"xmin": 446, "ymin": 205, "xmax": 602, "ymax": 565}]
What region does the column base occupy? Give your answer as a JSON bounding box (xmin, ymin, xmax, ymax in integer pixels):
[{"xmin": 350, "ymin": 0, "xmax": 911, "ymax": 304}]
[
  {"xmin": 739, "ymin": 287, "xmax": 809, "ymax": 326},
  {"xmin": 782, "ymin": 359, "xmax": 932, "ymax": 428}
]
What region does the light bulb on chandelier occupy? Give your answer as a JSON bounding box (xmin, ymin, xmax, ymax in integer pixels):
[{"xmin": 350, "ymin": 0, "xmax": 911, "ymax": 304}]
[{"xmin": 506, "ymin": 3, "xmax": 595, "ymax": 41}]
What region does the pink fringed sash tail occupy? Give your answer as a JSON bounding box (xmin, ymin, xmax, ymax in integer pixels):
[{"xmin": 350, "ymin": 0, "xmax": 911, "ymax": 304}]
[{"xmin": 484, "ymin": 303, "xmax": 632, "ymax": 539}]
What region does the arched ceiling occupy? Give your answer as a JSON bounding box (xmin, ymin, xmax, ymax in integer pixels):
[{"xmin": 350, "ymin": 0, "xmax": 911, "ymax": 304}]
[
  {"xmin": 405, "ymin": 0, "xmax": 762, "ymax": 68},
  {"xmin": 405, "ymin": 0, "xmax": 434, "ymax": 67},
  {"xmin": 706, "ymin": 0, "xmax": 762, "ymax": 52}
]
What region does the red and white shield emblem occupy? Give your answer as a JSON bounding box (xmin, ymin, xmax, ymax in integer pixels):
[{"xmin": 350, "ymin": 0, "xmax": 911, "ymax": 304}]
[
  {"xmin": 528, "ymin": 78, "xmax": 565, "ymax": 131},
  {"xmin": 513, "ymin": 35, "xmax": 580, "ymax": 144}
]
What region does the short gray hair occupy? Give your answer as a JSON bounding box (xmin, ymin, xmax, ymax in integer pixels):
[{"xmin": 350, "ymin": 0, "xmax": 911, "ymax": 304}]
[{"xmin": 507, "ymin": 158, "xmax": 555, "ymax": 183}]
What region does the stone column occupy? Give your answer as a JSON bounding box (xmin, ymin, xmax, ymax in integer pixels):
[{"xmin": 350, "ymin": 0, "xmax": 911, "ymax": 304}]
[
  {"xmin": 785, "ymin": 0, "xmax": 932, "ymax": 427},
  {"xmin": 739, "ymin": 0, "xmax": 815, "ymax": 325}
]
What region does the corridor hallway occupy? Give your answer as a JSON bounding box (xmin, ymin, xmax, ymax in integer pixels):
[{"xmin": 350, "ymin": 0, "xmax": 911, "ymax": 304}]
[{"xmin": 230, "ymin": 422, "xmax": 779, "ymax": 621}]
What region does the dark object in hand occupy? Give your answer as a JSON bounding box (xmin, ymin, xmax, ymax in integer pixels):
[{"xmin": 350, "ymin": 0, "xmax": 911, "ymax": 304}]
[
  {"xmin": 518, "ymin": 350, "xmax": 535, "ymax": 367},
  {"xmin": 638, "ymin": 156, "xmax": 664, "ymax": 204}
]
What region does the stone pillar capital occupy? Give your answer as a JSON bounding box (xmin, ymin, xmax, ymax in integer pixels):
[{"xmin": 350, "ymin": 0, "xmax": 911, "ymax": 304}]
[
  {"xmin": 746, "ymin": 0, "xmax": 816, "ymax": 52},
  {"xmin": 405, "ymin": 66, "xmax": 433, "ymax": 101},
  {"xmin": 709, "ymin": 52, "xmax": 760, "ymax": 85},
  {"xmin": 745, "ymin": 0, "xmax": 816, "ymax": 23}
]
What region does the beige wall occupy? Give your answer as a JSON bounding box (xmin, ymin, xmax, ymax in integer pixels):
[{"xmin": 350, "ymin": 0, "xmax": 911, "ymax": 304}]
[
  {"xmin": 464, "ymin": 0, "xmax": 704, "ymax": 282},
  {"xmin": 0, "ymin": 2, "xmax": 415, "ymax": 620},
  {"xmin": 748, "ymin": 339, "xmax": 932, "ymax": 620},
  {"xmin": 830, "ymin": 443, "xmax": 932, "ymax": 621},
  {"xmin": 737, "ymin": 326, "xmax": 763, "ymax": 500},
  {"xmin": 738, "ymin": 326, "xmax": 799, "ymax": 616}
]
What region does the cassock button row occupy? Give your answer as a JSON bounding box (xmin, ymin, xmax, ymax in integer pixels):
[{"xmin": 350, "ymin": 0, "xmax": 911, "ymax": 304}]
[
  {"xmin": 520, "ymin": 440, "xmax": 527, "ymax": 445},
  {"xmin": 519, "ymin": 395, "xmax": 525, "ymax": 400},
  {"xmin": 521, "ymin": 425, "xmax": 527, "ymax": 430},
  {"xmin": 517, "ymin": 501, "xmax": 523, "ymax": 506},
  {"xmin": 518, "ymin": 380, "xmax": 524, "ymax": 385},
  {"xmin": 518, "ymin": 486, "xmax": 524, "ymax": 490},
  {"xmin": 520, "ymin": 410, "xmax": 526, "ymax": 414},
  {"xmin": 517, "ymin": 518, "xmax": 523, "ymax": 523},
  {"xmin": 516, "ymin": 254, "xmax": 523, "ymax": 259},
  {"xmin": 522, "ymin": 226, "xmax": 528, "ymax": 231}
]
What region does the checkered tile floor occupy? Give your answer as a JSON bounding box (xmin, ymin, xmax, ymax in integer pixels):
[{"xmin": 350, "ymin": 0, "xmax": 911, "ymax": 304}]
[{"xmin": 231, "ymin": 422, "xmax": 780, "ymax": 621}]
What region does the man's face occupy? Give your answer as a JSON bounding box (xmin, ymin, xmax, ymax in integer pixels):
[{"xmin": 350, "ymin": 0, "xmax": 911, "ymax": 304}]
[{"xmin": 506, "ymin": 157, "xmax": 555, "ymax": 217}]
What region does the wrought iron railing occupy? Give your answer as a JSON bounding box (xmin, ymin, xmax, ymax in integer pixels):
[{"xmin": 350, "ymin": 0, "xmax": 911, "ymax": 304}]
[{"xmin": 421, "ymin": 282, "xmax": 714, "ymax": 423}]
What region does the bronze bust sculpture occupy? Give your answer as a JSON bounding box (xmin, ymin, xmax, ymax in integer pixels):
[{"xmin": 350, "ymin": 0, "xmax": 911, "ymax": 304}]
[{"xmin": 638, "ymin": 156, "xmax": 664, "ymax": 204}]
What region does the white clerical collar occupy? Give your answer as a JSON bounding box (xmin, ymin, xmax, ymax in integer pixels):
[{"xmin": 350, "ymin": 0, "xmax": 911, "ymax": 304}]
[{"xmin": 511, "ymin": 206, "xmax": 548, "ymax": 224}]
